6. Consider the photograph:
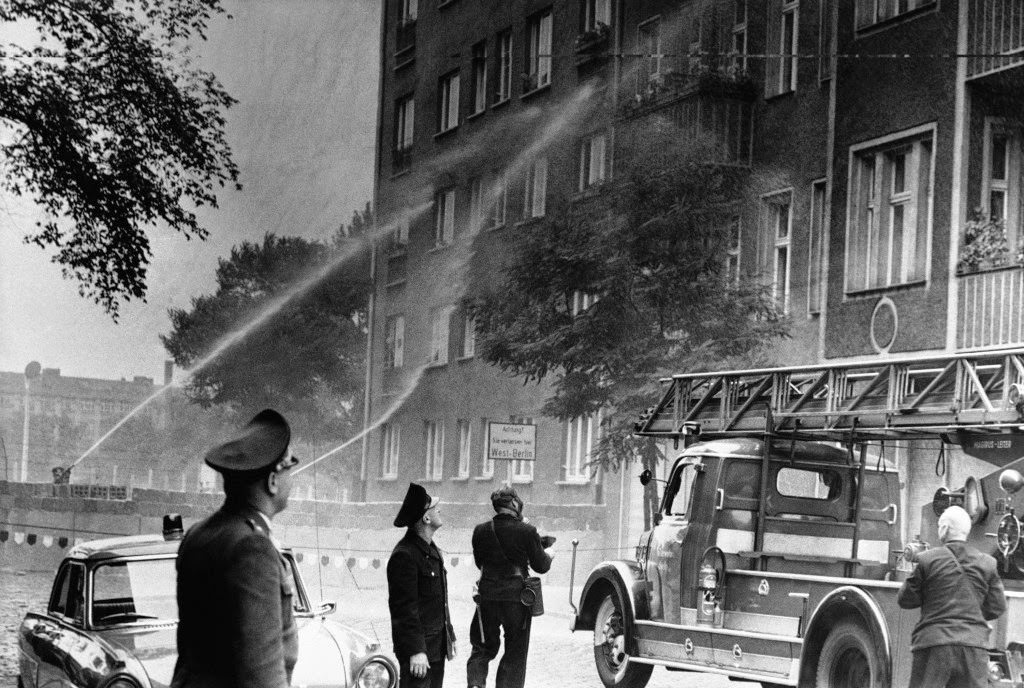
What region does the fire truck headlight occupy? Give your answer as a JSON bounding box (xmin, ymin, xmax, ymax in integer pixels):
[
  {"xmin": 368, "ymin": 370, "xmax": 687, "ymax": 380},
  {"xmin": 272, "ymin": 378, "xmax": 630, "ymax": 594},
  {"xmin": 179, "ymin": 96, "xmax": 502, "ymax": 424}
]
[{"xmin": 988, "ymin": 660, "xmax": 1007, "ymax": 682}]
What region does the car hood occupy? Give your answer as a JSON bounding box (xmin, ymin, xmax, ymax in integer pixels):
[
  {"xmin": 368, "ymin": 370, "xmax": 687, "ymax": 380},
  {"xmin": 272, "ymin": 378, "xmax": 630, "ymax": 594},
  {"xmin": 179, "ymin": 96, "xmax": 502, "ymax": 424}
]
[{"xmin": 100, "ymin": 616, "xmax": 383, "ymax": 688}]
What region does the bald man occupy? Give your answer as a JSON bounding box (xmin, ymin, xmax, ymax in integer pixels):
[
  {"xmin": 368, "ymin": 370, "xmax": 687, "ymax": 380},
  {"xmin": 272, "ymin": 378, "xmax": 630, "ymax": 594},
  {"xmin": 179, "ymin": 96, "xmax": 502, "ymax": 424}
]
[{"xmin": 898, "ymin": 505, "xmax": 1007, "ymax": 688}]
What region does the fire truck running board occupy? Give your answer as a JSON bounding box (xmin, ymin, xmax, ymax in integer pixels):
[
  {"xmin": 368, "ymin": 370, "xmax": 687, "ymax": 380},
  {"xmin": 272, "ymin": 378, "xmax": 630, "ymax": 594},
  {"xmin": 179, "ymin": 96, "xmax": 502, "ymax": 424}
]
[
  {"xmin": 635, "ymin": 349, "xmax": 1024, "ymax": 440},
  {"xmin": 633, "ymin": 618, "xmax": 801, "ymax": 685}
]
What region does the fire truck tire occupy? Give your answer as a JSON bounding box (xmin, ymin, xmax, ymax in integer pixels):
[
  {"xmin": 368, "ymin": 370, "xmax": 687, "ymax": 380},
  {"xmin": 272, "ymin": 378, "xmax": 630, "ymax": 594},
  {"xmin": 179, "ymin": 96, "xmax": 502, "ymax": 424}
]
[
  {"xmin": 815, "ymin": 620, "xmax": 887, "ymax": 688},
  {"xmin": 593, "ymin": 593, "xmax": 653, "ymax": 688}
]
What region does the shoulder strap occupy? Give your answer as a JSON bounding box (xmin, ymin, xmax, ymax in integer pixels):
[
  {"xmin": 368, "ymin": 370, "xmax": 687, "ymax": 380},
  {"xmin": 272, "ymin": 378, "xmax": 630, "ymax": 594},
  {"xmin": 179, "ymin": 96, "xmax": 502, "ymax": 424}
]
[{"xmin": 491, "ymin": 519, "xmax": 511, "ymax": 562}]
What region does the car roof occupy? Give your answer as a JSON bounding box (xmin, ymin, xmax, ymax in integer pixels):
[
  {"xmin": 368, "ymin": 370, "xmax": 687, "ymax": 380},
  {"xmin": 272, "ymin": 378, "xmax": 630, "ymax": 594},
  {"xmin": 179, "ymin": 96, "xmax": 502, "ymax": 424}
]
[
  {"xmin": 679, "ymin": 436, "xmax": 895, "ymax": 470},
  {"xmin": 67, "ymin": 535, "xmax": 181, "ymax": 561}
]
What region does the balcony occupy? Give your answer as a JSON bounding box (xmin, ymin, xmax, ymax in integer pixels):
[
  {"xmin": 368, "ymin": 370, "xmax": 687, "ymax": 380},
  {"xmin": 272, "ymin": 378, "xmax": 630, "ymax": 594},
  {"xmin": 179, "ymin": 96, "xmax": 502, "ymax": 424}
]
[
  {"xmin": 574, "ymin": 22, "xmax": 610, "ymax": 68},
  {"xmin": 619, "ymin": 66, "xmax": 755, "ymax": 166},
  {"xmin": 967, "ymin": 0, "xmax": 1024, "ymax": 79},
  {"xmin": 957, "ymin": 265, "xmax": 1024, "ymax": 349},
  {"xmin": 395, "ymin": 17, "xmax": 416, "ymax": 65},
  {"xmin": 392, "ymin": 146, "xmax": 411, "ymax": 175}
]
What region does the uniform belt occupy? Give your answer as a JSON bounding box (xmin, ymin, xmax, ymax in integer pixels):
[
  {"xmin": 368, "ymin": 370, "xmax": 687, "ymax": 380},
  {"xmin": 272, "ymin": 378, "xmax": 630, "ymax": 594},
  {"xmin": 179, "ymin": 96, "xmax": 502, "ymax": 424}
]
[{"xmin": 483, "ymin": 565, "xmax": 525, "ymax": 578}]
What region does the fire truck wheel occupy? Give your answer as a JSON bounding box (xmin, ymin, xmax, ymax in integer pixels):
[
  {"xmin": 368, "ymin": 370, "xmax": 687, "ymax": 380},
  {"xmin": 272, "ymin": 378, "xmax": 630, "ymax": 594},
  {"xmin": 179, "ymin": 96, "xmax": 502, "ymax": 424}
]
[
  {"xmin": 593, "ymin": 593, "xmax": 653, "ymax": 688},
  {"xmin": 815, "ymin": 620, "xmax": 887, "ymax": 688}
]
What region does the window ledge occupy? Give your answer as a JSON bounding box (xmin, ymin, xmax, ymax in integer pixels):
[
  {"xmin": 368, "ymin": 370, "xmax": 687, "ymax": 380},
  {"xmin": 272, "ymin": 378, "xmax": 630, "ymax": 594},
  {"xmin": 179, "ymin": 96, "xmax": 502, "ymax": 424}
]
[
  {"xmin": 572, "ymin": 185, "xmax": 605, "ymax": 202},
  {"xmin": 385, "ymin": 279, "xmax": 406, "ymax": 289},
  {"xmin": 844, "ymin": 279, "xmax": 927, "ymax": 299},
  {"xmin": 492, "ymin": 97, "xmax": 512, "ymax": 110},
  {"xmin": 421, "ymin": 478, "xmax": 444, "ymax": 483},
  {"xmin": 427, "ymin": 243, "xmax": 451, "ymax": 254},
  {"xmin": 450, "ymin": 475, "xmax": 471, "ymax": 482},
  {"xmin": 434, "ymin": 126, "xmax": 460, "ymax": 140},
  {"xmin": 457, "ymin": 354, "xmax": 475, "ymax": 362},
  {"xmin": 556, "ymin": 479, "xmax": 590, "ymax": 486},
  {"xmin": 511, "ymin": 477, "xmax": 534, "ymax": 484},
  {"xmin": 514, "ymin": 217, "xmax": 544, "ymax": 227},
  {"xmin": 474, "ymin": 475, "xmax": 495, "ymax": 481},
  {"xmin": 521, "ymin": 83, "xmax": 551, "ymax": 101},
  {"xmin": 390, "ymin": 168, "xmax": 412, "ymax": 180},
  {"xmin": 854, "ymin": 3, "xmax": 937, "ymax": 36},
  {"xmin": 764, "ymin": 88, "xmax": 796, "ymax": 103},
  {"xmin": 426, "ymin": 360, "xmax": 449, "ymax": 369},
  {"xmin": 378, "ymin": 475, "xmax": 399, "ymax": 482},
  {"xmin": 438, "ymin": 0, "xmax": 458, "ymax": 8},
  {"xmin": 467, "ymin": 109, "xmax": 486, "ymax": 122},
  {"xmin": 486, "ymin": 222, "xmax": 507, "ymax": 232}
]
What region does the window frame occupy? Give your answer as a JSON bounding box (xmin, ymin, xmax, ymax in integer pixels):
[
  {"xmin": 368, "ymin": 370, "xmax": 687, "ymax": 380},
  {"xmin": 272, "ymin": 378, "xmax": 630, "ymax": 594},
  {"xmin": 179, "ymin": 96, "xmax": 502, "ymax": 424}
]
[
  {"xmin": 428, "ymin": 305, "xmax": 454, "ymax": 365},
  {"xmin": 385, "ymin": 314, "xmax": 405, "ymax": 369},
  {"xmin": 637, "ymin": 16, "xmax": 662, "ymax": 94},
  {"xmin": 424, "ymin": 420, "xmax": 444, "ymax": 481},
  {"xmin": 437, "ymin": 70, "xmax": 461, "ymax": 133},
  {"xmin": 456, "ymin": 419, "xmax": 472, "ymax": 479},
  {"xmin": 495, "ymin": 29, "xmax": 513, "ymax": 104},
  {"xmin": 855, "ymin": 0, "xmax": 936, "ymax": 31},
  {"xmin": 564, "ymin": 412, "xmax": 598, "ymax": 483},
  {"xmin": 394, "ymin": 94, "xmax": 415, "ymax": 152},
  {"xmin": 460, "ymin": 312, "xmax": 476, "ymax": 358},
  {"xmin": 434, "ymin": 188, "xmax": 455, "ymax": 247},
  {"xmin": 726, "ymin": 215, "xmax": 742, "ymax": 286},
  {"xmin": 523, "ymin": 157, "xmax": 548, "ymax": 219},
  {"xmin": 525, "ymin": 9, "xmax": 553, "ymax": 93},
  {"xmin": 762, "ymin": 190, "xmax": 793, "ymax": 314},
  {"xmin": 808, "ymin": 179, "xmax": 828, "ymax": 315},
  {"xmin": 381, "ymin": 423, "xmax": 400, "ymax": 479},
  {"xmin": 579, "ymin": 131, "xmax": 607, "ymax": 191},
  {"xmin": 732, "ymin": 0, "xmax": 748, "ymax": 72},
  {"xmin": 844, "ymin": 124, "xmax": 935, "ymax": 294},
  {"xmin": 479, "ymin": 417, "xmax": 495, "ymax": 478},
  {"xmin": 470, "ymin": 41, "xmax": 488, "ymax": 116},
  {"xmin": 982, "ymin": 118, "xmax": 1021, "ymax": 253}
]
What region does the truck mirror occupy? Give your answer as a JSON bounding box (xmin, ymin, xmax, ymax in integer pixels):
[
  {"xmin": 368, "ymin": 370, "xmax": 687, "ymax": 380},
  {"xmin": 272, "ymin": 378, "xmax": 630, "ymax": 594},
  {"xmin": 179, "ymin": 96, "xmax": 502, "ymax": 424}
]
[
  {"xmin": 1000, "ymin": 469, "xmax": 1024, "ymax": 495},
  {"xmin": 963, "ymin": 476, "xmax": 988, "ymax": 524},
  {"xmin": 640, "ymin": 469, "xmax": 653, "ymax": 486}
]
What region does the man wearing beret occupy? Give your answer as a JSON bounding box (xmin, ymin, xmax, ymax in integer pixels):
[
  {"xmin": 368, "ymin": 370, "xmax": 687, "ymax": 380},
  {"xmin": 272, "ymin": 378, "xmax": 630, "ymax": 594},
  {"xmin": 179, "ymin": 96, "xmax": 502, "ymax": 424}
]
[
  {"xmin": 466, "ymin": 486, "xmax": 553, "ymax": 688},
  {"xmin": 387, "ymin": 483, "xmax": 456, "ymax": 688},
  {"xmin": 171, "ymin": 410, "xmax": 300, "ymax": 688}
]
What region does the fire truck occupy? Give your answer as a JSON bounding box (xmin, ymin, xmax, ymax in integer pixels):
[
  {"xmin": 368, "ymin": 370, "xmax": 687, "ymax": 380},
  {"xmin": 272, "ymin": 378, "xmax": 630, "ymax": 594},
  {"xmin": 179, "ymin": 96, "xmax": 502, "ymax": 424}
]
[{"xmin": 569, "ymin": 350, "xmax": 1024, "ymax": 687}]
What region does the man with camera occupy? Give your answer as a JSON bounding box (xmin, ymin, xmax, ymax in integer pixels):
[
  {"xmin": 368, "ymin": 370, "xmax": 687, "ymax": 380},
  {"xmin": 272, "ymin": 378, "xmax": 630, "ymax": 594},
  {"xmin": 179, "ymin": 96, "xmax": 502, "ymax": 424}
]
[{"xmin": 466, "ymin": 486, "xmax": 553, "ymax": 688}]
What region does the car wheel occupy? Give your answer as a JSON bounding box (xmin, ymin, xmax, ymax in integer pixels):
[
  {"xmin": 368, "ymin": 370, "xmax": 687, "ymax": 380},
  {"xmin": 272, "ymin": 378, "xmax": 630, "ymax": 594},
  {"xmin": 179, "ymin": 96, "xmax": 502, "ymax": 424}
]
[
  {"xmin": 815, "ymin": 620, "xmax": 888, "ymax": 688},
  {"xmin": 593, "ymin": 592, "xmax": 653, "ymax": 688}
]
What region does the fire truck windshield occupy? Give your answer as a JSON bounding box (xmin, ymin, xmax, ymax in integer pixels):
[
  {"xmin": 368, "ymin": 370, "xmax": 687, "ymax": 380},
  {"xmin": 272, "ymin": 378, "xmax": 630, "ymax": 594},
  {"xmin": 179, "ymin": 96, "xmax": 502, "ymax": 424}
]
[{"xmin": 664, "ymin": 461, "xmax": 699, "ymax": 516}]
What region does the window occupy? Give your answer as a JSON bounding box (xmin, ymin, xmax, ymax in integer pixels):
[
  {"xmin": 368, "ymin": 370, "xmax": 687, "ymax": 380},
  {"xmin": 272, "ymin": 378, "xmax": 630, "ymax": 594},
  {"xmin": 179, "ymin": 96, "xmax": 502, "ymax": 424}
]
[
  {"xmin": 571, "ymin": 290, "xmax": 599, "ymax": 316},
  {"xmin": 382, "ymin": 423, "xmax": 400, "ymax": 479},
  {"xmin": 438, "ymin": 70, "xmax": 460, "ymax": 133},
  {"xmin": 510, "ymin": 415, "xmax": 534, "ymax": 483},
  {"xmin": 664, "ymin": 462, "xmax": 700, "ymax": 515},
  {"xmin": 777, "ymin": 467, "xmax": 842, "ymax": 500},
  {"xmin": 819, "ymin": 0, "xmax": 834, "ymax": 81},
  {"xmin": 767, "ymin": 0, "xmax": 799, "ymax": 97},
  {"xmin": 429, "ymin": 305, "xmax": 454, "ymax": 364},
  {"xmin": 523, "ymin": 157, "xmax": 548, "ymax": 219},
  {"xmin": 91, "ymin": 559, "xmax": 178, "ymax": 625},
  {"xmin": 983, "ymin": 120, "xmax": 1020, "ymax": 246},
  {"xmin": 457, "ymin": 420, "xmax": 472, "ymax": 478},
  {"xmin": 732, "ymin": 0, "xmax": 748, "ymax": 72},
  {"xmin": 396, "ymin": 0, "xmax": 417, "ymax": 56},
  {"xmin": 391, "ymin": 219, "xmax": 409, "ymax": 252},
  {"xmin": 688, "ymin": 17, "xmax": 702, "ymax": 75},
  {"xmin": 847, "ymin": 129, "xmax": 933, "ymax": 292},
  {"xmin": 525, "ymin": 10, "xmax": 553, "ymax": 92},
  {"xmin": 808, "ymin": 180, "xmax": 827, "ymax": 314},
  {"xmin": 763, "ymin": 191, "xmax": 792, "ymax": 312},
  {"xmin": 479, "ymin": 418, "xmax": 495, "ymax": 478},
  {"xmin": 726, "ymin": 215, "xmax": 741, "ymax": 285},
  {"xmin": 424, "ymin": 420, "xmax": 444, "ymax": 480},
  {"xmin": 855, "ymin": 0, "xmax": 935, "ymax": 29},
  {"xmin": 469, "ymin": 177, "xmax": 484, "ymax": 234},
  {"xmin": 637, "ymin": 17, "xmax": 661, "ymax": 92},
  {"xmin": 471, "ymin": 41, "xmax": 487, "ymax": 115},
  {"xmin": 434, "ymin": 189, "xmax": 455, "ymax": 246},
  {"xmin": 394, "ymin": 95, "xmax": 415, "ymax": 167},
  {"xmin": 49, "ymin": 562, "xmax": 85, "ymax": 623},
  {"xmin": 385, "ymin": 315, "xmax": 405, "ymax": 368},
  {"xmin": 583, "ymin": 0, "xmax": 610, "ymax": 30},
  {"xmin": 399, "ymin": 0, "xmax": 417, "ymax": 23},
  {"xmin": 579, "ymin": 132, "xmax": 607, "ymax": 191},
  {"xmin": 495, "ymin": 29, "xmax": 512, "ymax": 103},
  {"xmin": 565, "ymin": 413, "xmax": 598, "ymax": 482},
  {"xmin": 488, "ymin": 176, "xmax": 508, "ymax": 227},
  {"xmin": 460, "ymin": 312, "xmax": 476, "ymax": 358}
]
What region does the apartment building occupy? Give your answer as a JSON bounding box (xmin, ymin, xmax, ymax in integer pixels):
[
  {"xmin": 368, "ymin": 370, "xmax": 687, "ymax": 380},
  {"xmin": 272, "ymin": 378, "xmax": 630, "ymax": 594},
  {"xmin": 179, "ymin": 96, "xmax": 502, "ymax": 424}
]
[{"xmin": 366, "ymin": 0, "xmax": 1024, "ymax": 539}]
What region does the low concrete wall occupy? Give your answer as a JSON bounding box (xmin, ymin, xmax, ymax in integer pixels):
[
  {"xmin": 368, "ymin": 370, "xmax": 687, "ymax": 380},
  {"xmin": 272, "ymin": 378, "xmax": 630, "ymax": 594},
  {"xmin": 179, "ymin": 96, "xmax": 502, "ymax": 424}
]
[{"xmin": 0, "ymin": 481, "xmax": 626, "ymax": 597}]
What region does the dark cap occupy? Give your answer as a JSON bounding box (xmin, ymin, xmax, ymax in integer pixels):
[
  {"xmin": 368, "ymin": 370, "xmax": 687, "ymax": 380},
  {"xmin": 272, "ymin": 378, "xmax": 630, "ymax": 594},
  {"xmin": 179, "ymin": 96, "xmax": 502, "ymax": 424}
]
[
  {"xmin": 491, "ymin": 486, "xmax": 523, "ymax": 515},
  {"xmin": 204, "ymin": 409, "xmax": 294, "ymax": 475},
  {"xmin": 394, "ymin": 483, "xmax": 440, "ymax": 527}
]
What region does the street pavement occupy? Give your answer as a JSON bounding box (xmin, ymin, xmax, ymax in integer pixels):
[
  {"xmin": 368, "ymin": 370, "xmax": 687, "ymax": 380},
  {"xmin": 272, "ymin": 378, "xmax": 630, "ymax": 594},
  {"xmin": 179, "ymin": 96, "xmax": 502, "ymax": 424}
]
[{"xmin": 2, "ymin": 568, "xmax": 753, "ymax": 688}]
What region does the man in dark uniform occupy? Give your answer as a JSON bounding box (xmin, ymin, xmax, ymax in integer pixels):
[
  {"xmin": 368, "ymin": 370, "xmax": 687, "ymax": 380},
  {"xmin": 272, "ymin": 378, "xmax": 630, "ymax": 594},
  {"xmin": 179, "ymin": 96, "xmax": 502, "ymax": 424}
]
[
  {"xmin": 898, "ymin": 504, "xmax": 1007, "ymax": 688},
  {"xmin": 466, "ymin": 486, "xmax": 553, "ymax": 688},
  {"xmin": 172, "ymin": 409, "xmax": 300, "ymax": 688},
  {"xmin": 387, "ymin": 483, "xmax": 456, "ymax": 688}
]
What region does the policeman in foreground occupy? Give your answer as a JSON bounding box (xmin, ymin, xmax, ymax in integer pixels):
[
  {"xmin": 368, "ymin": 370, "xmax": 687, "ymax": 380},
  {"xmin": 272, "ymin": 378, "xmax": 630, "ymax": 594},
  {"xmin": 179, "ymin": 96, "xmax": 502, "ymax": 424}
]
[
  {"xmin": 387, "ymin": 483, "xmax": 456, "ymax": 688},
  {"xmin": 898, "ymin": 504, "xmax": 1006, "ymax": 688},
  {"xmin": 171, "ymin": 409, "xmax": 300, "ymax": 688}
]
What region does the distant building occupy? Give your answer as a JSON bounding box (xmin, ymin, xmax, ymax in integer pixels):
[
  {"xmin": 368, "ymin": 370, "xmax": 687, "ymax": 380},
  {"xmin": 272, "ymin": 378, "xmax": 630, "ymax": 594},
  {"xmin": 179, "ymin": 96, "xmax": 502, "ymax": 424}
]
[{"xmin": 365, "ymin": 0, "xmax": 1024, "ymax": 544}]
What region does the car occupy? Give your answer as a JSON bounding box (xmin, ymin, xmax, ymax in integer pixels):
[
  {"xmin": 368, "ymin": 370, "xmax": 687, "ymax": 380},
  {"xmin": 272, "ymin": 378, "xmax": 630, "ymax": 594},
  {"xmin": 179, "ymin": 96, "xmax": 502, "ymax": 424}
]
[{"xmin": 16, "ymin": 516, "xmax": 398, "ymax": 688}]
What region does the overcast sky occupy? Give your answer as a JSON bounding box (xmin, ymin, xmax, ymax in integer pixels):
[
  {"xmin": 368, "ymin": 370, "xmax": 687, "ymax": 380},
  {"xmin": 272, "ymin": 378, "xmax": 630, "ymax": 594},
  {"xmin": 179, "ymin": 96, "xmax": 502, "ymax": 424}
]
[{"xmin": 0, "ymin": 0, "xmax": 379, "ymax": 382}]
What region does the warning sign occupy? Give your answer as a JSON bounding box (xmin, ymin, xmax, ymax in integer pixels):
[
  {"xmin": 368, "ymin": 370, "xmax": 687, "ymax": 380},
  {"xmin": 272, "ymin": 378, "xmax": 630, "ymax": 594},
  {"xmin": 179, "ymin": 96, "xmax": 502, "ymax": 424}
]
[{"xmin": 488, "ymin": 422, "xmax": 537, "ymax": 461}]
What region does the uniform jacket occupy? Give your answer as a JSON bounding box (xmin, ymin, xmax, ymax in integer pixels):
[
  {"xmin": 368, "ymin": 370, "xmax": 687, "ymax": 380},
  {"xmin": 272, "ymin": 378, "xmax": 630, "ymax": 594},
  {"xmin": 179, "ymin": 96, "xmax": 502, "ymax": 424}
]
[
  {"xmin": 897, "ymin": 540, "xmax": 1007, "ymax": 651},
  {"xmin": 171, "ymin": 500, "xmax": 298, "ymax": 688},
  {"xmin": 386, "ymin": 530, "xmax": 456, "ymax": 661},
  {"xmin": 472, "ymin": 513, "xmax": 552, "ymax": 602}
]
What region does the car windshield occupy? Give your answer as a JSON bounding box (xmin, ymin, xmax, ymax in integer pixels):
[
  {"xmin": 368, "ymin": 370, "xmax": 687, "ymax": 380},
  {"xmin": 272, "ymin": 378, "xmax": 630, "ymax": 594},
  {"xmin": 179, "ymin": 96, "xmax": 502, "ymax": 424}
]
[{"xmin": 92, "ymin": 558, "xmax": 178, "ymax": 625}]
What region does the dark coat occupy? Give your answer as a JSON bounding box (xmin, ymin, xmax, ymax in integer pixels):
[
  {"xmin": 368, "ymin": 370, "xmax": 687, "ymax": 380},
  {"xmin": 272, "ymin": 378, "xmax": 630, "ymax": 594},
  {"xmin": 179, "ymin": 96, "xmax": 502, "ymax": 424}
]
[
  {"xmin": 472, "ymin": 513, "xmax": 552, "ymax": 601},
  {"xmin": 897, "ymin": 540, "xmax": 1007, "ymax": 651},
  {"xmin": 386, "ymin": 531, "xmax": 455, "ymax": 661},
  {"xmin": 171, "ymin": 501, "xmax": 298, "ymax": 688}
]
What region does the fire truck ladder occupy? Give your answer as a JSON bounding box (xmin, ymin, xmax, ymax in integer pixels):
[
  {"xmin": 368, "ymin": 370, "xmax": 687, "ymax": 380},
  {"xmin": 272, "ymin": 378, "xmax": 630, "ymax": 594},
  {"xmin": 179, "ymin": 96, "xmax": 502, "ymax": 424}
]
[{"xmin": 635, "ymin": 348, "xmax": 1024, "ymax": 442}]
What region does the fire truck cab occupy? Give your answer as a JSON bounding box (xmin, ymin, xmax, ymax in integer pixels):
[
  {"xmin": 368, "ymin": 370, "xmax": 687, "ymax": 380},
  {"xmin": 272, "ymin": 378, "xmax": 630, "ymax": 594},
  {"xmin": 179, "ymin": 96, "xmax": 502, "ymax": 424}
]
[{"xmin": 570, "ymin": 351, "xmax": 1024, "ymax": 687}]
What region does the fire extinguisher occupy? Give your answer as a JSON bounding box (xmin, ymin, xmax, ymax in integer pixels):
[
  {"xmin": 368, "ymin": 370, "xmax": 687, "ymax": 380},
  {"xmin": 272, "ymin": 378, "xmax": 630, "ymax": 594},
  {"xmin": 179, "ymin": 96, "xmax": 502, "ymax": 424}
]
[{"xmin": 695, "ymin": 546, "xmax": 726, "ymax": 627}]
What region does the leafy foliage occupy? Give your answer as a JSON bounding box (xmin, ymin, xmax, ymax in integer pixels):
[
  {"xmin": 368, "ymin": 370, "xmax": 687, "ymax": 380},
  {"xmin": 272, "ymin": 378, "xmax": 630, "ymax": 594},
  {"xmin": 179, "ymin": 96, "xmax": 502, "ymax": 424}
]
[
  {"xmin": 957, "ymin": 209, "xmax": 1015, "ymax": 274},
  {"xmin": 160, "ymin": 206, "xmax": 372, "ymax": 441},
  {"xmin": 465, "ymin": 122, "xmax": 788, "ymax": 472},
  {"xmin": 0, "ymin": 0, "xmax": 238, "ymax": 316}
]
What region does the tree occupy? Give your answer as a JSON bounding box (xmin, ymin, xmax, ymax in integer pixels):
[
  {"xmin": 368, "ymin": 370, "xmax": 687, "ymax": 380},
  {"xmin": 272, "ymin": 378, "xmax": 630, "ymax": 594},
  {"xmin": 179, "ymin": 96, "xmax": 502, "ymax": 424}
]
[
  {"xmin": 160, "ymin": 206, "xmax": 372, "ymax": 442},
  {"xmin": 465, "ymin": 121, "xmax": 788, "ymax": 525},
  {"xmin": 1, "ymin": 0, "xmax": 238, "ymax": 317}
]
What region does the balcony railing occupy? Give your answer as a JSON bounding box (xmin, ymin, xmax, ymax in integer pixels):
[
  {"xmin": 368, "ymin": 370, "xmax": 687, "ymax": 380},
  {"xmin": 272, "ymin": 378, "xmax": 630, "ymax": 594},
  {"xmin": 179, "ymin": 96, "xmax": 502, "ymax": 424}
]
[
  {"xmin": 967, "ymin": 0, "xmax": 1024, "ymax": 78},
  {"xmin": 957, "ymin": 265, "xmax": 1024, "ymax": 349}
]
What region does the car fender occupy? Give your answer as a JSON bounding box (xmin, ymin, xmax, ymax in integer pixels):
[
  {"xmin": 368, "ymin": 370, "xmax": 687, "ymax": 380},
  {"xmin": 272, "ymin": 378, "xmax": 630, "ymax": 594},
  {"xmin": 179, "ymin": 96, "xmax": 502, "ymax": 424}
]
[
  {"xmin": 800, "ymin": 585, "xmax": 891, "ymax": 684},
  {"xmin": 572, "ymin": 560, "xmax": 649, "ymax": 653}
]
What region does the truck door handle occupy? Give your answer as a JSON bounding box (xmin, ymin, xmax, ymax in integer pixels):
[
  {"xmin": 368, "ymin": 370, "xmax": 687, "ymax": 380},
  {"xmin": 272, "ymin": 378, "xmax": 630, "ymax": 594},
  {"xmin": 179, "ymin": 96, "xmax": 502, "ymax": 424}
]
[
  {"xmin": 716, "ymin": 488, "xmax": 724, "ymax": 511},
  {"xmin": 885, "ymin": 503, "xmax": 898, "ymax": 525}
]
